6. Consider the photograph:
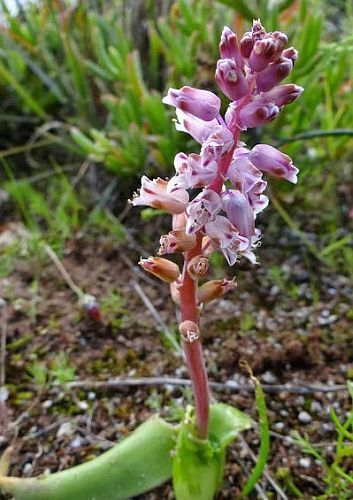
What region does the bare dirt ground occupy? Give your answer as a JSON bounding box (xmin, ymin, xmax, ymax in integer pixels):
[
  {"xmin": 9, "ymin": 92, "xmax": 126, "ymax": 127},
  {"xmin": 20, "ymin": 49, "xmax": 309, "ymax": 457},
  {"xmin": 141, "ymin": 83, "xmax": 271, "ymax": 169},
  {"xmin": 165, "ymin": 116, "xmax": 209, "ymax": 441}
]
[{"xmin": 0, "ymin": 219, "xmax": 353, "ymax": 498}]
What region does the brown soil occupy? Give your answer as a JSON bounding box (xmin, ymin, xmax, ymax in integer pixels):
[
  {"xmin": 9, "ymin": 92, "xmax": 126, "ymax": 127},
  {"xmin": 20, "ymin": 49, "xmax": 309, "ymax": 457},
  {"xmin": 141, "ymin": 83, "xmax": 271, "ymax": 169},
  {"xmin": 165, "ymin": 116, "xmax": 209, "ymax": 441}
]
[{"xmin": 0, "ymin": 225, "xmax": 353, "ymax": 498}]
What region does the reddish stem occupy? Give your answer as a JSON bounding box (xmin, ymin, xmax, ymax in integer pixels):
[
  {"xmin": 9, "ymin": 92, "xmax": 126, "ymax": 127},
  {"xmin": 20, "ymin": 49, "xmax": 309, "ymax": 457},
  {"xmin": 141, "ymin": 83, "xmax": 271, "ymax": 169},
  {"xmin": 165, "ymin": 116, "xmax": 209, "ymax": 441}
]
[
  {"xmin": 178, "ymin": 128, "xmax": 240, "ymax": 438},
  {"xmin": 179, "ymin": 233, "xmax": 209, "ymax": 439},
  {"xmin": 208, "ymin": 128, "xmax": 240, "ymax": 193}
]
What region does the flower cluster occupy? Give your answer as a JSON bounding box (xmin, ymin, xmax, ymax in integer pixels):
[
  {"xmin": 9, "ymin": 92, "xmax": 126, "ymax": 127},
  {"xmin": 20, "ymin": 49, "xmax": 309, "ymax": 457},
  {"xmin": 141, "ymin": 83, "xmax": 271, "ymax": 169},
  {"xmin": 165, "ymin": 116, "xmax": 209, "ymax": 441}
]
[{"xmin": 131, "ymin": 20, "xmax": 302, "ymax": 297}]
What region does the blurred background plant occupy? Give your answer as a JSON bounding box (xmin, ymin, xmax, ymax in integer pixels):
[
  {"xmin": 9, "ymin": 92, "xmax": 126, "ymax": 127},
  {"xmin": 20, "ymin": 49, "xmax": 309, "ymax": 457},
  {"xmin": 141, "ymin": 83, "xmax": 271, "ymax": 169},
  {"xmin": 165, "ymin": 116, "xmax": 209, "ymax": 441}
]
[{"xmin": 0, "ymin": 0, "xmax": 352, "ymax": 273}]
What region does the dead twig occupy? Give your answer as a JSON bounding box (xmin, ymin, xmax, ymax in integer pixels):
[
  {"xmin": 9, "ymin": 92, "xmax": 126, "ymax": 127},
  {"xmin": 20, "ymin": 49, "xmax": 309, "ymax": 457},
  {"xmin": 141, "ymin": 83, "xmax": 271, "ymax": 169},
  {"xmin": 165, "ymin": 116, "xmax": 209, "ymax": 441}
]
[
  {"xmin": 43, "ymin": 244, "xmax": 83, "ymax": 300},
  {"xmin": 132, "ymin": 281, "xmax": 182, "ymax": 354},
  {"xmin": 64, "ymin": 376, "xmax": 348, "ymax": 394},
  {"xmin": 0, "ymin": 299, "xmax": 7, "ymax": 388}
]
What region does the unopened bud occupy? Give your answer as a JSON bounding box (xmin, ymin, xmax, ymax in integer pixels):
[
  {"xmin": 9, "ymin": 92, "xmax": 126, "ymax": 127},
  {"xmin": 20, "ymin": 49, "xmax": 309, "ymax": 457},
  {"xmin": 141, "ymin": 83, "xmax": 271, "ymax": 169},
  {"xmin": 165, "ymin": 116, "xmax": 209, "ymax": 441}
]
[
  {"xmin": 159, "ymin": 230, "xmax": 196, "ymax": 255},
  {"xmin": 179, "ymin": 320, "xmax": 200, "ymax": 343},
  {"xmin": 139, "ymin": 256, "xmax": 180, "ymax": 283},
  {"xmin": 256, "ymin": 57, "xmax": 293, "ymax": 93},
  {"xmin": 197, "ymin": 279, "xmax": 236, "ymax": 304},
  {"xmin": 187, "ymin": 255, "xmax": 209, "ymax": 280},
  {"xmin": 82, "ymin": 294, "xmax": 102, "ymax": 321}
]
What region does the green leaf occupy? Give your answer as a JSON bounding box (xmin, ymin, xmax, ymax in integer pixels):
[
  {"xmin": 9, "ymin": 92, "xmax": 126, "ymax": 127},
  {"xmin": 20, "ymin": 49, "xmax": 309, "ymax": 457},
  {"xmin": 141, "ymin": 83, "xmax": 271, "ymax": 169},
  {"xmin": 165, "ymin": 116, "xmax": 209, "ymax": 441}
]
[
  {"xmin": 215, "ymin": 0, "xmax": 256, "ymax": 20},
  {"xmin": 208, "ymin": 403, "xmax": 253, "ymax": 449},
  {"xmin": 0, "ymin": 416, "xmax": 177, "ymax": 500},
  {"xmin": 173, "ymin": 404, "xmax": 252, "ymax": 500}
]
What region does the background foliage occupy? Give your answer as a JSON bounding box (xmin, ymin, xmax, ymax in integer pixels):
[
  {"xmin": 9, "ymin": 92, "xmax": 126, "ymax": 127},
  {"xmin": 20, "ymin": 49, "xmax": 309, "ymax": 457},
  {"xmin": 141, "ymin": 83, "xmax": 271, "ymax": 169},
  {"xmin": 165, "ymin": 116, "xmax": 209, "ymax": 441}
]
[{"xmin": 0, "ymin": 0, "xmax": 352, "ymax": 272}]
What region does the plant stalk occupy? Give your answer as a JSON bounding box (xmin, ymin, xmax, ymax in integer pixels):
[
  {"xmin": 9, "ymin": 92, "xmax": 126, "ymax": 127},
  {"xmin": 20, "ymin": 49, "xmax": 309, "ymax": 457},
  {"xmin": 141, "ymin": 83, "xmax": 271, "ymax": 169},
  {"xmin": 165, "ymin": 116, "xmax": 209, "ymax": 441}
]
[{"xmin": 179, "ymin": 234, "xmax": 209, "ymax": 439}]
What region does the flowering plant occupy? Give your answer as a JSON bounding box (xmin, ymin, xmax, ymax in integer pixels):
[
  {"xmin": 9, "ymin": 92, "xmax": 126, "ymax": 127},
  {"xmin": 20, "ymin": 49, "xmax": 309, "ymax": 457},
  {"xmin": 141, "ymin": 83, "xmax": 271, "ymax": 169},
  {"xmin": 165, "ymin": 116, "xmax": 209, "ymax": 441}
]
[
  {"xmin": 0, "ymin": 20, "xmax": 302, "ymax": 500},
  {"xmin": 132, "ymin": 19, "xmax": 302, "ymax": 440}
]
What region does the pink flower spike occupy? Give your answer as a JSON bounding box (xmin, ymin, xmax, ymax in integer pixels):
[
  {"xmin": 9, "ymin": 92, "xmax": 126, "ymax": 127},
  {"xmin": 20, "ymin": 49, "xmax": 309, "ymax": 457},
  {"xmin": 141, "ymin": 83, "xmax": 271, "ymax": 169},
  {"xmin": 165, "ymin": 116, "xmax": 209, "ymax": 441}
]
[
  {"xmin": 263, "ymin": 84, "xmax": 304, "ymax": 107},
  {"xmin": 186, "ymin": 189, "xmax": 222, "ymax": 234},
  {"xmin": 256, "ymin": 57, "xmax": 293, "ymax": 92},
  {"xmin": 174, "ymin": 109, "xmax": 218, "ymax": 144},
  {"xmin": 215, "ymin": 58, "xmax": 249, "ymax": 101},
  {"xmin": 163, "ymin": 86, "xmax": 221, "ymax": 121},
  {"xmin": 219, "ymin": 26, "xmax": 244, "ymax": 68},
  {"xmin": 222, "ymin": 190, "xmax": 255, "ymax": 241},
  {"xmin": 131, "ymin": 176, "xmax": 189, "ymax": 213},
  {"xmin": 249, "ymin": 144, "xmax": 299, "ymax": 183}
]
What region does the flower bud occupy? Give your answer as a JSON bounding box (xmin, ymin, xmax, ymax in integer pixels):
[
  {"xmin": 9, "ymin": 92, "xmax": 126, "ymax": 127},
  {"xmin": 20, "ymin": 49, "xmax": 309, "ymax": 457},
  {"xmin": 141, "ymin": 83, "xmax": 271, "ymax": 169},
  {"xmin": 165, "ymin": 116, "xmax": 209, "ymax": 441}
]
[
  {"xmin": 197, "ymin": 278, "xmax": 236, "ymax": 304},
  {"xmin": 249, "ymin": 144, "xmax": 298, "ymax": 183},
  {"xmin": 248, "ymin": 32, "xmax": 288, "ymax": 72},
  {"xmin": 248, "ymin": 38, "xmax": 276, "ymax": 72},
  {"xmin": 159, "ymin": 230, "xmax": 196, "ymax": 255},
  {"xmin": 139, "ymin": 256, "xmax": 180, "ymax": 283},
  {"xmin": 282, "ymin": 47, "xmax": 298, "ymax": 64},
  {"xmin": 237, "ymin": 96, "xmax": 279, "ymax": 129},
  {"xmin": 240, "ymin": 32, "xmax": 254, "ymax": 59},
  {"xmin": 222, "ymin": 189, "xmax": 255, "ymax": 241},
  {"xmin": 187, "ymin": 255, "xmax": 209, "ymax": 280},
  {"xmin": 219, "ymin": 26, "xmax": 243, "ymax": 66},
  {"xmin": 179, "ymin": 320, "xmax": 200, "ymax": 343},
  {"xmin": 256, "ymin": 57, "xmax": 293, "ymax": 93},
  {"xmin": 263, "ymin": 84, "xmax": 303, "ymax": 107},
  {"xmin": 162, "ymin": 86, "xmax": 221, "ymax": 121},
  {"xmin": 215, "ymin": 58, "xmax": 249, "ymax": 101}
]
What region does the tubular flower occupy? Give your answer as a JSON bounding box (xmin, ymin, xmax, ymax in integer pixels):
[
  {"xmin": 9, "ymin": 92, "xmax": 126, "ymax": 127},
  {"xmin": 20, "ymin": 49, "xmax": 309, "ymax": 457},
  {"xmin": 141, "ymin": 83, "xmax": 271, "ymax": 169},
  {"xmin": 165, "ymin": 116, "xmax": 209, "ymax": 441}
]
[
  {"xmin": 138, "ymin": 257, "xmax": 180, "ymax": 283},
  {"xmin": 131, "ymin": 176, "xmax": 189, "ymax": 214},
  {"xmin": 198, "ymin": 278, "xmax": 236, "ymax": 304},
  {"xmin": 159, "ymin": 230, "xmax": 196, "ymax": 255},
  {"xmin": 162, "ymin": 86, "xmax": 221, "ymax": 121}
]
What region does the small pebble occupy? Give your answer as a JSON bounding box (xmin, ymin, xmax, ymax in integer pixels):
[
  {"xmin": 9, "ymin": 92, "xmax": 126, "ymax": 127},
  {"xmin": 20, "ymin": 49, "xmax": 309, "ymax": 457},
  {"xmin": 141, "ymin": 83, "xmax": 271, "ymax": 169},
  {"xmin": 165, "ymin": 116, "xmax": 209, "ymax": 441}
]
[
  {"xmin": 42, "ymin": 400, "xmax": 53, "ymax": 409},
  {"xmin": 23, "ymin": 463, "xmax": 33, "ymax": 475},
  {"xmin": 298, "ymin": 411, "xmax": 312, "ymax": 424},
  {"xmin": 77, "ymin": 401, "xmax": 88, "ymax": 410},
  {"xmin": 311, "ymin": 401, "xmax": 323, "ymax": 414},
  {"xmin": 0, "ymin": 435, "xmax": 8, "ymax": 448},
  {"xmin": 262, "ymin": 371, "xmax": 277, "ymax": 384},
  {"xmin": 273, "ymin": 422, "xmax": 285, "ymax": 432},
  {"xmin": 299, "ymin": 457, "xmax": 311, "ymax": 468},
  {"xmin": 71, "ymin": 437, "xmax": 82, "ymax": 448}
]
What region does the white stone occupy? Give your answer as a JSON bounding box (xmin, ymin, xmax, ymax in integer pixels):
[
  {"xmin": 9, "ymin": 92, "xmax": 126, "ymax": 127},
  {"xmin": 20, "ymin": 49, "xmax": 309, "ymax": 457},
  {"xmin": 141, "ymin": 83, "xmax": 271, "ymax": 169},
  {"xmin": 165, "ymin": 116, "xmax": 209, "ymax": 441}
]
[
  {"xmin": 299, "ymin": 457, "xmax": 311, "ymax": 468},
  {"xmin": 298, "ymin": 411, "xmax": 312, "ymax": 424}
]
